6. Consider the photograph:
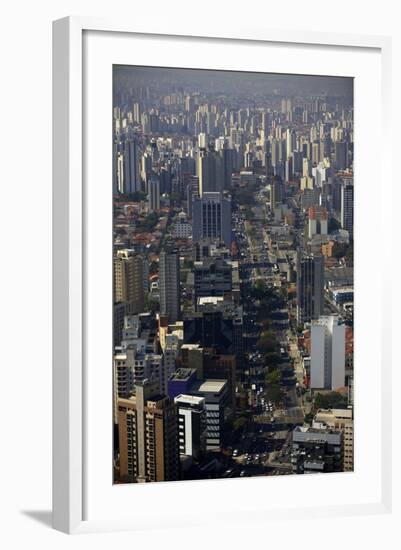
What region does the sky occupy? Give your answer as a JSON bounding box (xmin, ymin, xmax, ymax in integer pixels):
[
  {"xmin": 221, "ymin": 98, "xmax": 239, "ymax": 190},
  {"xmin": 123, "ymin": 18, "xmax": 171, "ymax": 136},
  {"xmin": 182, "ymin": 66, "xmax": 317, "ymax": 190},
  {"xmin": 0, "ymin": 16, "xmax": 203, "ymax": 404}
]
[{"xmin": 113, "ymin": 65, "xmax": 353, "ymax": 100}]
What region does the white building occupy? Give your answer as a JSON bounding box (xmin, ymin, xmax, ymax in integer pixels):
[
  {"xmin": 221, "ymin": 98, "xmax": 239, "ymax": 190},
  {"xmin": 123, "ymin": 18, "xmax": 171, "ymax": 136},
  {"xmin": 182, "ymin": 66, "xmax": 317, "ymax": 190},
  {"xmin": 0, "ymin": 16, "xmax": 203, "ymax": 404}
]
[
  {"xmin": 174, "ymin": 394, "xmax": 206, "ymax": 459},
  {"xmin": 310, "ymin": 315, "xmax": 345, "ymax": 390}
]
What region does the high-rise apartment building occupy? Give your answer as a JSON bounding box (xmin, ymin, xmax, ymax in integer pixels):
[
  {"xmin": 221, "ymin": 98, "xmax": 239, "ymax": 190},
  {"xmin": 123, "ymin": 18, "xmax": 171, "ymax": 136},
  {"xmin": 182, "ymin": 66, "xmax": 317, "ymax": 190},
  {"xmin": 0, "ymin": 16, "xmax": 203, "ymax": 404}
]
[
  {"xmin": 192, "ymin": 192, "xmax": 232, "ymax": 247},
  {"xmin": 114, "ymin": 249, "xmax": 145, "ymax": 313},
  {"xmin": 296, "ymin": 253, "xmax": 324, "ymax": 324},
  {"xmin": 310, "ymin": 315, "xmax": 345, "ymax": 390},
  {"xmin": 117, "ymin": 381, "xmax": 178, "ymax": 483},
  {"xmin": 159, "ymin": 249, "xmax": 181, "ymax": 323}
]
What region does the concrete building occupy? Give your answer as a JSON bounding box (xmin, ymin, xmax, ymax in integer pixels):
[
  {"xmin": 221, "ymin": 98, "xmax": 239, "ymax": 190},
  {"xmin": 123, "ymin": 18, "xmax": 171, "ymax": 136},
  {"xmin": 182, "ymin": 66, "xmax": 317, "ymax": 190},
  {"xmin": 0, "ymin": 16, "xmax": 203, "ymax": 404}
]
[
  {"xmin": 117, "ymin": 381, "xmax": 178, "ymax": 483},
  {"xmin": 310, "ymin": 315, "xmax": 346, "ymax": 390},
  {"xmin": 175, "ymin": 394, "xmax": 207, "ymax": 459},
  {"xmin": 313, "ymin": 408, "xmax": 353, "ymax": 471}
]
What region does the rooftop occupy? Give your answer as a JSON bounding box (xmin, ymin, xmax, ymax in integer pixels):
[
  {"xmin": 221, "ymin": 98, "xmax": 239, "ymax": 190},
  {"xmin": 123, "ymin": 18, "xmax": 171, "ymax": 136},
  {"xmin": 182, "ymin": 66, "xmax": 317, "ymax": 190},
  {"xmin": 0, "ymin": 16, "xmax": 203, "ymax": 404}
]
[
  {"xmin": 193, "ymin": 379, "xmax": 227, "ymax": 394},
  {"xmin": 174, "ymin": 394, "xmax": 205, "ymax": 406}
]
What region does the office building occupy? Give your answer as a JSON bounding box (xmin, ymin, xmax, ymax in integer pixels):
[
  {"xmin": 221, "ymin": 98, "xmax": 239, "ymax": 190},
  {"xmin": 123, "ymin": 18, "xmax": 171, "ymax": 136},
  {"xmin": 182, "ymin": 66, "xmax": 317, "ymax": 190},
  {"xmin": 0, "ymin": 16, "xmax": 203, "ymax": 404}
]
[
  {"xmin": 117, "ymin": 381, "xmax": 178, "ymax": 483},
  {"xmin": 310, "ymin": 315, "xmax": 345, "ymax": 390},
  {"xmin": 198, "ymin": 147, "xmax": 223, "ymax": 196},
  {"xmin": 203, "ymin": 350, "xmax": 236, "ymax": 411},
  {"xmin": 296, "ymin": 253, "xmax": 324, "ymax": 324},
  {"xmin": 175, "ymin": 394, "xmax": 207, "ymax": 459},
  {"xmin": 159, "ymin": 248, "xmax": 181, "ymax": 323},
  {"xmin": 192, "ymin": 192, "xmax": 232, "ymax": 247},
  {"xmin": 193, "ymin": 257, "xmax": 232, "ymax": 305},
  {"xmin": 184, "ymin": 310, "xmax": 242, "ymax": 358}
]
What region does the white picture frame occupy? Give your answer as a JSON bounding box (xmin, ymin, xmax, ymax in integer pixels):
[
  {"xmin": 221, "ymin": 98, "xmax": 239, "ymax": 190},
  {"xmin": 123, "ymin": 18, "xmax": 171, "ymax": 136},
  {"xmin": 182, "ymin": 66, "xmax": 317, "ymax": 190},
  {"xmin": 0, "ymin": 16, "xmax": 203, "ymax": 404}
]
[{"xmin": 52, "ymin": 16, "xmax": 392, "ymax": 534}]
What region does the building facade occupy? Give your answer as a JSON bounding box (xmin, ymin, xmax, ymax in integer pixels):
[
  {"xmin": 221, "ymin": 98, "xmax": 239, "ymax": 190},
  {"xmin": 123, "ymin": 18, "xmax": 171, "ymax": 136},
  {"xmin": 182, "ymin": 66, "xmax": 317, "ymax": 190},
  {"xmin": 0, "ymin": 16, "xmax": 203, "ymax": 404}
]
[{"xmin": 117, "ymin": 381, "xmax": 179, "ymax": 483}]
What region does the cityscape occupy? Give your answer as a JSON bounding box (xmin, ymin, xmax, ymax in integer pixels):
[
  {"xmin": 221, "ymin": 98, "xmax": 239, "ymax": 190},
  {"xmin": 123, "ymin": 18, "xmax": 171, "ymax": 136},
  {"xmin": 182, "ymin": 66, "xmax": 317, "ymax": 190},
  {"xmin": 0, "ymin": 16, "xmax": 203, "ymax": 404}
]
[{"xmin": 113, "ymin": 65, "xmax": 354, "ymax": 484}]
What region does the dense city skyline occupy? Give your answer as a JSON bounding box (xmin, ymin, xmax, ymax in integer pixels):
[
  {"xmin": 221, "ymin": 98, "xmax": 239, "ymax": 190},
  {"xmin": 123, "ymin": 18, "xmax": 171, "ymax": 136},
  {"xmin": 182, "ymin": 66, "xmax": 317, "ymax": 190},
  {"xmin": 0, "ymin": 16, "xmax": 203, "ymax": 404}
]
[{"xmin": 112, "ymin": 65, "xmax": 354, "ymax": 484}]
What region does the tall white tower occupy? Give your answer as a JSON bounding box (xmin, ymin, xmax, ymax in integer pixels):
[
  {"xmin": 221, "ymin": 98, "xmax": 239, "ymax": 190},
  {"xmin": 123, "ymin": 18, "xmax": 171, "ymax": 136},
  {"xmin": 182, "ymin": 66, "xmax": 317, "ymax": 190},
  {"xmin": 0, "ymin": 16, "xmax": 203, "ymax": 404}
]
[{"xmin": 311, "ymin": 316, "xmax": 345, "ymax": 390}]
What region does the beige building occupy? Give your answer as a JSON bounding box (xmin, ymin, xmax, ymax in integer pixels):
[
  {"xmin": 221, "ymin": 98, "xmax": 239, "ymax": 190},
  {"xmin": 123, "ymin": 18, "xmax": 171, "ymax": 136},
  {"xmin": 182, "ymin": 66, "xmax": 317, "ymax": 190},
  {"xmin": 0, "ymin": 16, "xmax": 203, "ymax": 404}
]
[
  {"xmin": 313, "ymin": 408, "xmax": 354, "ymax": 471},
  {"xmin": 117, "ymin": 381, "xmax": 178, "ymax": 483},
  {"xmin": 114, "ymin": 249, "xmax": 145, "ymax": 313}
]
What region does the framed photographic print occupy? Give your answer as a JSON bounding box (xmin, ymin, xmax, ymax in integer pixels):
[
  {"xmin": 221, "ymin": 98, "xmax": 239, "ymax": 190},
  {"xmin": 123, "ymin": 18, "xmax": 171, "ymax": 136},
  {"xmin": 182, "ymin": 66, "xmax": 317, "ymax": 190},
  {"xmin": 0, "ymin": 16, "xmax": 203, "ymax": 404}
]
[{"xmin": 52, "ymin": 17, "xmax": 392, "ymax": 534}]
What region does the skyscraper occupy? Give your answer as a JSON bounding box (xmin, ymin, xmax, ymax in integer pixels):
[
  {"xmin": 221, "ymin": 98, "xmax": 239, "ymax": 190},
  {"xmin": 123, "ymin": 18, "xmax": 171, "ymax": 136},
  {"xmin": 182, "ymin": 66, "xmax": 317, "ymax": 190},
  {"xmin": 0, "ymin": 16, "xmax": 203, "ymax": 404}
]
[
  {"xmin": 124, "ymin": 137, "xmax": 141, "ymax": 193},
  {"xmin": 296, "ymin": 253, "xmax": 324, "ymax": 324},
  {"xmin": 310, "ymin": 315, "xmax": 346, "ymax": 390},
  {"xmin": 148, "ymin": 173, "xmax": 160, "ymax": 212},
  {"xmin": 192, "ymin": 192, "xmax": 232, "ymax": 247},
  {"xmin": 117, "ymin": 380, "xmax": 178, "ymax": 483},
  {"xmin": 341, "ymin": 180, "xmax": 354, "ymax": 240},
  {"xmin": 159, "ymin": 249, "xmax": 181, "ymax": 323},
  {"xmin": 197, "ymin": 147, "xmax": 224, "ymax": 196},
  {"xmin": 335, "ymin": 141, "xmax": 348, "ymax": 171}
]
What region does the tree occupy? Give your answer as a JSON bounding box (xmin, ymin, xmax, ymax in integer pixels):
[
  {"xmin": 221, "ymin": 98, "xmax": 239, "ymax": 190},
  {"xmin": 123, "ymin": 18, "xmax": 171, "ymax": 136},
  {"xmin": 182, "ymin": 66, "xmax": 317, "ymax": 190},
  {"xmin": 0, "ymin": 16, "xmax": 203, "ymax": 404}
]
[
  {"xmin": 233, "ymin": 416, "xmax": 248, "ymax": 432},
  {"xmin": 314, "ymin": 391, "xmax": 348, "ymax": 410},
  {"xmin": 328, "ymin": 216, "xmax": 341, "ymax": 233},
  {"xmin": 266, "ymin": 369, "xmax": 281, "ymax": 386},
  {"xmin": 250, "ymin": 280, "xmax": 267, "ymax": 300},
  {"xmin": 258, "ymin": 331, "xmax": 278, "ymax": 354},
  {"xmin": 332, "ymin": 242, "xmax": 348, "ymax": 259}
]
